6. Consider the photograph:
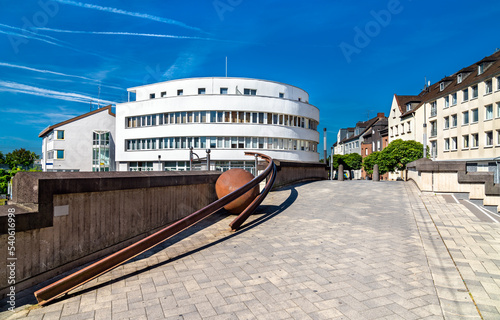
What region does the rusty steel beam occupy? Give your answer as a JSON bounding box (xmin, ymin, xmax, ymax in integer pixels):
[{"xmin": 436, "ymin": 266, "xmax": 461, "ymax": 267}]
[
  {"xmin": 230, "ymin": 153, "xmax": 277, "ymax": 230},
  {"xmin": 34, "ymin": 153, "xmax": 275, "ymax": 306}
]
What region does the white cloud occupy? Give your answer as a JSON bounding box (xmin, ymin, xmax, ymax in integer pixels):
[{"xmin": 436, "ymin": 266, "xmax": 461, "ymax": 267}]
[{"xmin": 53, "ymin": 0, "xmax": 205, "ymax": 33}]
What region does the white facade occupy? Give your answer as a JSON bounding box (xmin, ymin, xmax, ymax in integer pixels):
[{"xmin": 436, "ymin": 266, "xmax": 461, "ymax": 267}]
[
  {"xmin": 426, "ymin": 76, "xmax": 500, "ymax": 161},
  {"xmin": 115, "ymin": 77, "xmax": 320, "ymax": 172},
  {"xmin": 388, "ymin": 95, "xmax": 424, "ymax": 145},
  {"xmin": 39, "ymin": 106, "xmax": 116, "ymax": 172}
]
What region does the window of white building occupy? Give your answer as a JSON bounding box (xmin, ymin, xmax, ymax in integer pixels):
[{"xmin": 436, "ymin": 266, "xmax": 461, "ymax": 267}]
[
  {"xmin": 130, "ymin": 162, "xmax": 153, "ymax": 171},
  {"xmin": 472, "ymin": 133, "xmax": 479, "ymax": 148},
  {"xmin": 451, "ymin": 137, "xmax": 457, "ymax": 150},
  {"xmin": 444, "ymin": 138, "xmax": 450, "ymax": 151},
  {"xmin": 244, "ymin": 88, "xmax": 257, "ymax": 95},
  {"xmin": 56, "ymin": 150, "xmax": 64, "ymax": 159},
  {"xmin": 485, "ymin": 104, "xmax": 493, "ymax": 120},
  {"xmin": 485, "ymin": 131, "xmax": 493, "ymax": 147},
  {"xmin": 177, "ymin": 89, "xmax": 183, "ymax": 96},
  {"xmin": 463, "ymin": 135, "xmax": 469, "ymax": 149},
  {"xmin": 463, "ymin": 88, "xmax": 469, "ymax": 101},
  {"xmin": 472, "ymin": 85, "xmax": 478, "ymax": 99},
  {"xmin": 457, "ymin": 73, "xmax": 463, "ymax": 83},
  {"xmin": 444, "ymin": 96, "xmax": 449, "ymax": 108},
  {"xmin": 161, "ymin": 91, "xmax": 166, "ymax": 97},
  {"xmin": 485, "ymin": 79, "xmax": 493, "ymax": 95},
  {"xmin": 279, "ymin": 92, "xmax": 284, "ymax": 98},
  {"xmin": 462, "ymin": 111, "xmax": 469, "ymax": 125},
  {"xmin": 471, "ymin": 108, "xmax": 478, "ymax": 123},
  {"xmin": 198, "ymin": 88, "xmax": 206, "ymax": 94},
  {"xmin": 149, "ymin": 93, "xmax": 155, "ymax": 99},
  {"xmin": 220, "ymin": 88, "xmax": 228, "ymax": 94},
  {"xmin": 430, "ymin": 101, "xmax": 437, "ymax": 117},
  {"xmin": 451, "ymin": 114, "xmax": 457, "ymax": 128},
  {"xmin": 444, "ymin": 116, "xmax": 449, "ymax": 129},
  {"xmin": 452, "ymin": 92, "xmax": 457, "ymax": 106},
  {"xmin": 56, "ymin": 130, "xmax": 65, "ymax": 140}
]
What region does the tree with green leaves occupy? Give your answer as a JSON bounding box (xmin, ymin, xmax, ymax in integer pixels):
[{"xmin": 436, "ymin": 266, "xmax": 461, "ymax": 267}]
[
  {"xmin": 381, "ymin": 139, "xmax": 425, "ymax": 172},
  {"xmin": 5, "ymin": 148, "xmax": 39, "ymax": 169},
  {"xmin": 0, "ymin": 151, "xmax": 4, "ymax": 164},
  {"xmin": 330, "ymin": 154, "xmax": 344, "ymax": 170},
  {"xmin": 343, "ymin": 153, "xmax": 363, "ymax": 171},
  {"xmin": 362, "ymin": 139, "xmax": 425, "ymax": 177}
]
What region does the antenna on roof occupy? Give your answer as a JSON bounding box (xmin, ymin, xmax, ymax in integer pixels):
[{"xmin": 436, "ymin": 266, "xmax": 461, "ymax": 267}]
[{"xmin": 97, "ymin": 84, "xmax": 101, "ymax": 109}]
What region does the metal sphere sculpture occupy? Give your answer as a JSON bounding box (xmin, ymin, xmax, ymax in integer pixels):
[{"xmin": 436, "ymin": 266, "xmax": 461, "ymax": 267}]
[{"xmin": 215, "ymin": 169, "xmax": 260, "ymax": 214}]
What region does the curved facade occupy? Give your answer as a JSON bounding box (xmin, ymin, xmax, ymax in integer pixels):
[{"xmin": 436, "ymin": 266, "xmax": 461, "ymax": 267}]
[{"xmin": 115, "ymin": 77, "xmax": 320, "ymax": 172}]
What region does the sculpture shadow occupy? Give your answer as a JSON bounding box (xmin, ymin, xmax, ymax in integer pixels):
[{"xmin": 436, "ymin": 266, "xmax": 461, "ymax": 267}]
[{"xmin": 44, "ymin": 186, "xmax": 299, "ymax": 305}]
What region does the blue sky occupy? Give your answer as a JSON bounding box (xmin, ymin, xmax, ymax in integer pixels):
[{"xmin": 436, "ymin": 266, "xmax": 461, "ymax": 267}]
[{"xmin": 1, "ymin": 0, "xmax": 499, "ymax": 158}]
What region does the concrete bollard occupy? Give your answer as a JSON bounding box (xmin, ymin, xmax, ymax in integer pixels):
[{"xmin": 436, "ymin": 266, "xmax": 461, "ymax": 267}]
[
  {"xmin": 338, "ymin": 164, "xmax": 344, "ymax": 181},
  {"xmin": 373, "ymin": 164, "xmax": 380, "ymax": 181}
]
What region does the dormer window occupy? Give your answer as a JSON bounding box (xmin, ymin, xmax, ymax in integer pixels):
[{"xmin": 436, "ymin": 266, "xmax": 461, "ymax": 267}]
[
  {"xmin": 478, "ymin": 63, "xmax": 484, "ymax": 75},
  {"xmin": 457, "ymin": 73, "xmax": 462, "ymax": 83},
  {"xmin": 440, "ymin": 82, "xmax": 445, "ymax": 91},
  {"xmin": 406, "ymin": 103, "xmax": 412, "ymax": 112}
]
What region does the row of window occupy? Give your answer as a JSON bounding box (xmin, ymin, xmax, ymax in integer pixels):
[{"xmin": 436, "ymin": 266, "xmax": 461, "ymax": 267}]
[
  {"xmin": 148, "ymin": 87, "xmax": 299, "ymax": 100},
  {"xmin": 431, "ymin": 76, "xmax": 500, "ymax": 114},
  {"xmin": 126, "ymin": 111, "xmax": 319, "ymax": 131},
  {"xmin": 128, "ymin": 160, "xmax": 257, "ymax": 173},
  {"xmin": 390, "ymin": 120, "xmax": 412, "ymax": 137},
  {"xmin": 125, "ymin": 136, "xmax": 318, "ymax": 152},
  {"xmin": 440, "ymin": 103, "xmax": 500, "ymax": 131},
  {"xmin": 443, "ymin": 130, "xmax": 500, "ymax": 151},
  {"xmin": 46, "ymin": 149, "xmax": 65, "ymax": 160}
]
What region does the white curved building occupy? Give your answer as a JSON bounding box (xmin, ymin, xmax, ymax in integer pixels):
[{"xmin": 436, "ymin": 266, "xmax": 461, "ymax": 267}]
[{"xmin": 115, "ymin": 77, "xmax": 320, "ymax": 172}]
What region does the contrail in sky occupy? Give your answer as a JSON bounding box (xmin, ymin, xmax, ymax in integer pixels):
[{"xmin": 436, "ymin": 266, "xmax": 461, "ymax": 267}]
[
  {"xmin": 53, "ymin": 0, "xmax": 205, "ymax": 33},
  {"xmin": 0, "ymin": 81, "xmax": 116, "ymax": 105}
]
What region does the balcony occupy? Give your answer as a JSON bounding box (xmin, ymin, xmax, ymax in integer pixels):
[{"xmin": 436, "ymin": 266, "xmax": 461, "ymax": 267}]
[{"xmin": 430, "ymin": 106, "xmax": 437, "ymax": 117}]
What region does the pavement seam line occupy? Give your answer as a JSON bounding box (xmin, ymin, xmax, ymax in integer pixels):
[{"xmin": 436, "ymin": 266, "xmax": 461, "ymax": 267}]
[
  {"xmin": 404, "ymin": 182, "xmax": 448, "ymax": 319},
  {"xmin": 408, "ymin": 183, "xmax": 484, "ymax": 320}
]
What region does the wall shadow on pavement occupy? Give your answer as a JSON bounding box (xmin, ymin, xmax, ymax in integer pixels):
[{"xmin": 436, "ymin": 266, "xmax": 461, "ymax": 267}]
[{"xmin": 46, "ymin": 185, "xmax": 300, "ymax": 305}]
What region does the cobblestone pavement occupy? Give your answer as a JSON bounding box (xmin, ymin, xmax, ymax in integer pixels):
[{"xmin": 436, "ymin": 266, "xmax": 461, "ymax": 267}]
[{"xmin": 1, "ymin": 180, "xmax": 499, "ymax": 319}]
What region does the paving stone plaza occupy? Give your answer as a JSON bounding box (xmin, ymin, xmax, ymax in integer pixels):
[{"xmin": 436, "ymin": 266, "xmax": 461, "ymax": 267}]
[{"xmin": 1, "ymin": 180, "xmax": 499, "ymax": 319}]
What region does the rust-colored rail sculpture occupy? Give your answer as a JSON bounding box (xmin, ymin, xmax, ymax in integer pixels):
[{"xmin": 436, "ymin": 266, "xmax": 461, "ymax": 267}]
[{"xmin": 34, "ymin": 152, "xmax": 276, "ymax": 306}]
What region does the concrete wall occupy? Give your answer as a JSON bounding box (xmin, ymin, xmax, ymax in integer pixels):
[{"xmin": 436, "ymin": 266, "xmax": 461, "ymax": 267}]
[
  {"xmin": 0, "ymin": 171, "xmax": 221, "ymax": 299},
  {"xmin": 407, "ymin": 158, "xmax": 500, "ymax": 212},
  {"xmin": 273, "ymin": 161, "xmax": 327, "ymax": 189}
]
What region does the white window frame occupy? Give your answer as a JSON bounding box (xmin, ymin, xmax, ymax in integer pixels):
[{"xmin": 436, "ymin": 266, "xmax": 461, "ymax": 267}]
[
  {"xmin": 485, "ymin": 79, "xmax": 492, "ymax": 95},
  {"xmin": 444, "ymin": 138, "xmax": 450, "ymax": 151},
  {"xmin": 485, "ymin": 131, "xmax": 493, "ymax": 147},
  {"xmin": 485, "ymin": 104, "xmax": 493, "ymax": 120}
]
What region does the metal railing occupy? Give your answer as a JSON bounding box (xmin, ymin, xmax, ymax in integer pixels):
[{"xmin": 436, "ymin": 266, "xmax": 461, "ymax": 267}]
[{"xmin": 34, "ymin": 152, "xmax": 276, "ymax": 306}]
